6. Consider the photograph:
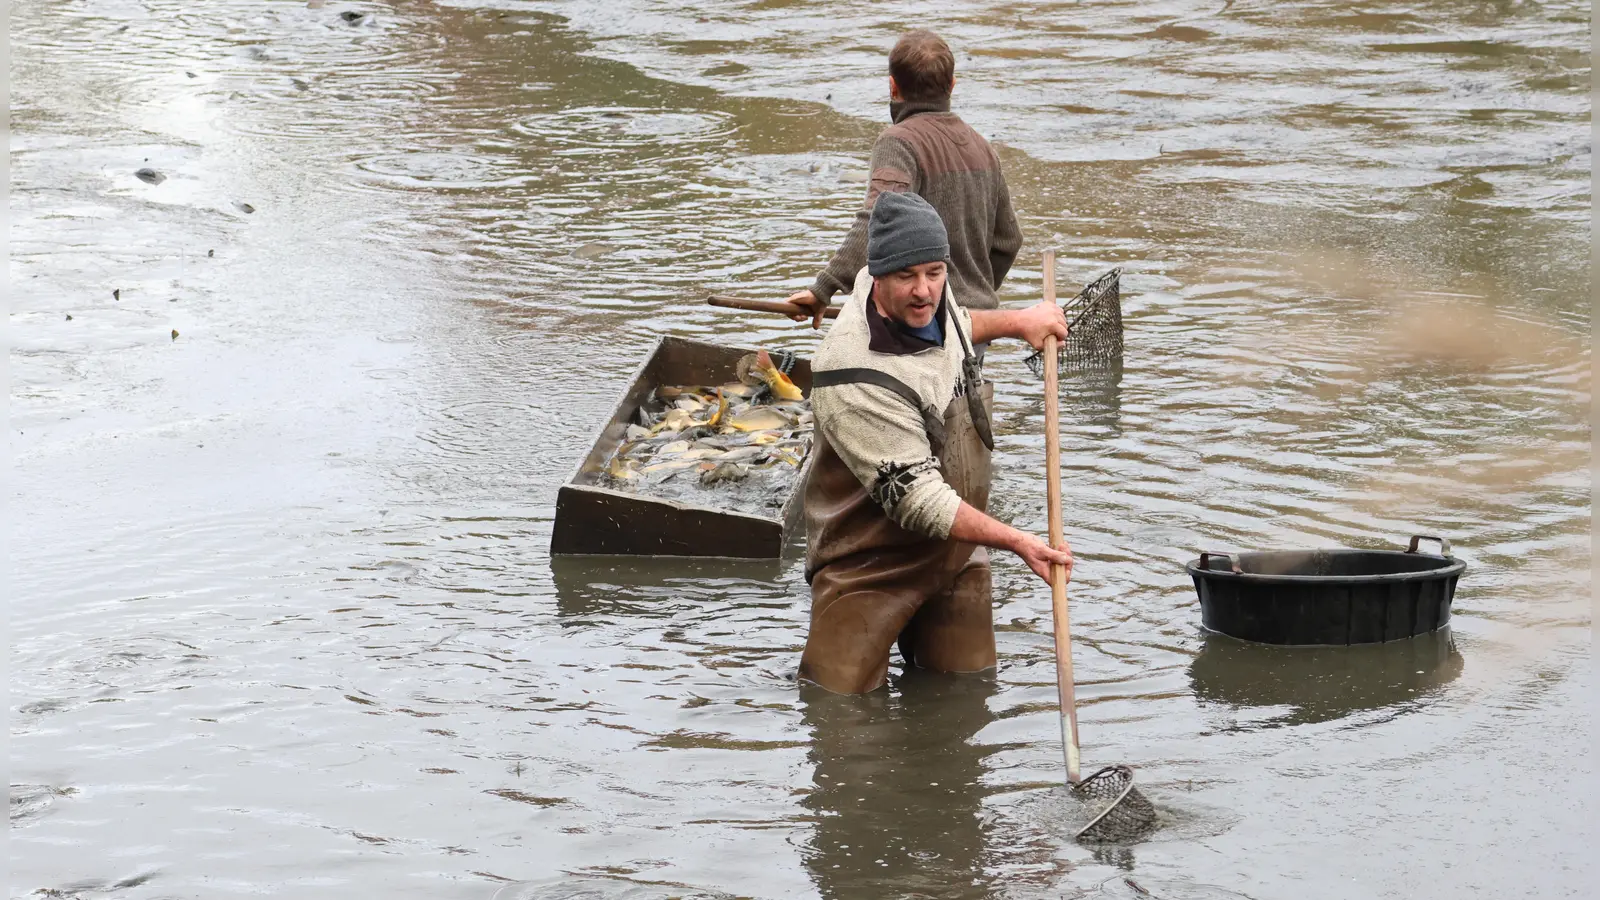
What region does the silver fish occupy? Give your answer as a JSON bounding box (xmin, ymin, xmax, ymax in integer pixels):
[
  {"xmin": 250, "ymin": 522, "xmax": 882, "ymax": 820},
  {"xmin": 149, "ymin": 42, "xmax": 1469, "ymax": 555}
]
[{"xmin": 699, "ymin": 462, "xmax": 750, "ymax": 485}]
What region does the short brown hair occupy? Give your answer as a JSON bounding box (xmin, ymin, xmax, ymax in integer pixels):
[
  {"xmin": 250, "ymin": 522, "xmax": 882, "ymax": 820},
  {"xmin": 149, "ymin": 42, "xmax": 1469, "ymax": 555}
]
[{"xmin": 889, "ymin": 30, "xmax": 954, "ymax": 103}]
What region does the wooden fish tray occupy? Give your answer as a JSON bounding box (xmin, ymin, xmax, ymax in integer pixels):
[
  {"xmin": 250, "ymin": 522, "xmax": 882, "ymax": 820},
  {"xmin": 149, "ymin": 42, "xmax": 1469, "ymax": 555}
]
[{"xmin": 550, "ymin": 335, "xmax": 814, "ymax": 558}]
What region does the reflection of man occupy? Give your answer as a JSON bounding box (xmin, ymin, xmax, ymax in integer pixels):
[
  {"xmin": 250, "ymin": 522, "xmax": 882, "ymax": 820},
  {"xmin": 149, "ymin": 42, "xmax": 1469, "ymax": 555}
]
[
  {"xmin": 800, "ymin": 674, "xmax": 998, "ymax": 898},
  {"xmin": 802, "ymin": 192, "xmax": 1071, "ymax": 694},
  {"xmin": 787, "ymin": 29, "xmax": 1022, "ymax": 329}
]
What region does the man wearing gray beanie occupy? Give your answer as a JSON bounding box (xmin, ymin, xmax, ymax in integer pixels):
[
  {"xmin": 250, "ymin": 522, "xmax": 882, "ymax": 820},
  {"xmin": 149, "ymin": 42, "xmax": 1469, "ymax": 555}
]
[{"xmin": 799, "ymin": 192, "xmax": 1070, "ymax": 694}]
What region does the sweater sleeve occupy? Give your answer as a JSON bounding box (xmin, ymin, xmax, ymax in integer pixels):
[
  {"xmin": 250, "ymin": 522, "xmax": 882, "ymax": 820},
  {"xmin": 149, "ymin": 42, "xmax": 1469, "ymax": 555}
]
[
  {"xmin": 988, "ymin": 167, "xmax": 1022, "ymax": 290},
  {"xmin": 812, "ymin": 381, "xmax": 962, "ymax": 538},
  {"xmin": 808, "ymin": 136, "xmax": 919, "ymax": 305}
]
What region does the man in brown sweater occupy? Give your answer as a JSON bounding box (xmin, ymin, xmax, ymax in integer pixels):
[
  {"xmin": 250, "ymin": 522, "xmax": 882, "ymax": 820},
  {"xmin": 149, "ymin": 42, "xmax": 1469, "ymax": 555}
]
[{"xmin": 789, "ymin": 30, "xmax": 1022, "ymax": 327}]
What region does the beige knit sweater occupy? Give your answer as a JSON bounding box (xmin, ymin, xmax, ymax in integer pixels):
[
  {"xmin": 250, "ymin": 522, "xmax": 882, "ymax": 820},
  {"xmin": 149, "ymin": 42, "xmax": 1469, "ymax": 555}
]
[{"xmin": 810, "ymin": 268, "xmax": 974, "ymax": 539}]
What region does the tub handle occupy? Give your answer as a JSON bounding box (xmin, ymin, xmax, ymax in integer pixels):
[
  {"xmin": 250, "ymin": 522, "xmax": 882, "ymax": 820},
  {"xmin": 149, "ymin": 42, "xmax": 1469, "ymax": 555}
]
[
  {"xmin": 1198, "ymin": 551, "xmax": 1242, "ymax": 574},
  {"xmin": 1406, "ymin": 534, "xmax": 1452, "ymax": 557}
]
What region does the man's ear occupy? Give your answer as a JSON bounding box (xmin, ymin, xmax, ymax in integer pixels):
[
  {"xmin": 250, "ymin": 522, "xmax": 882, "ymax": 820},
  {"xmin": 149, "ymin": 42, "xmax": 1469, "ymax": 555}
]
[
  {"xmin": 889, "ymin": 75, "xmax": 902, "ymax": 101},
  {"xmin": 949, "ymin": 75, "xmax": 956, "ymax": 94}
]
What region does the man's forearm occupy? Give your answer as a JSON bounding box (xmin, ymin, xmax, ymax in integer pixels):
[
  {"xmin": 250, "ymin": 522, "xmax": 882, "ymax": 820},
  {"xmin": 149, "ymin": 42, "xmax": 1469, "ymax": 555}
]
[
  {"xmin": 947, "ymin": 501, "xmax": 1029, "ymax": 554},
  {"xmin": 968, "ymin": 307, "xmax": 1030, "ymax": 345}
]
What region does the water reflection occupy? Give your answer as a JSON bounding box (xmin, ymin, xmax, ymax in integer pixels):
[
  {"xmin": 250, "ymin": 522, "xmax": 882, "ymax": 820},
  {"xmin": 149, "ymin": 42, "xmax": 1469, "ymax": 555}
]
[
  {"xmin": 548, "ymin": 554, "xmax": 789, "ymax": 623},
  {"xmin": 800, "ymin": 674, "xmax": 999, "ymax": 900},
  {"xmin": 1189, "ymin": 629, "xmax": 1464, "ymax": 729},
  {"xmin": 1058, "ymin": 364, "xmax": 1125, "ymax": 437}
]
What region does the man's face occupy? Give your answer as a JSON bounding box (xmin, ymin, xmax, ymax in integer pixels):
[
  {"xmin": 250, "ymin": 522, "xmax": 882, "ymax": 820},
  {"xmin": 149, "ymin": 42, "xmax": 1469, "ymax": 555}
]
[{"xmin": 873, "ymin": 260, "xmax": 947, "ymax": 329}]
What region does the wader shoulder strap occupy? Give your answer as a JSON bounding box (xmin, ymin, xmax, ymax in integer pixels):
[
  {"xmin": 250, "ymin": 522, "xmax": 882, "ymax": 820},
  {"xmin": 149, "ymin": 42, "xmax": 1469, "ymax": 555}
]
[
  {"xmin": 811, "ymin": 367, "xmax": 948, "ymax": 455},
  {"xmin": 946, "ymin": 304, "xmax": 996, "ymax": 451}
]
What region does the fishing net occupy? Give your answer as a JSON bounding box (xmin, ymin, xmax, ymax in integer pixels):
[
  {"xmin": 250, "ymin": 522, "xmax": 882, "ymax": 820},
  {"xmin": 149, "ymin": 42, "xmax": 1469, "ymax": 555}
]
[
  {"xmin": 1025, "ymin": 267, "xmax": 1123, "ymax": 377},
  {"xmin": 1071, "ymin": 765, "xmax": 1157, "ymax": 843}
]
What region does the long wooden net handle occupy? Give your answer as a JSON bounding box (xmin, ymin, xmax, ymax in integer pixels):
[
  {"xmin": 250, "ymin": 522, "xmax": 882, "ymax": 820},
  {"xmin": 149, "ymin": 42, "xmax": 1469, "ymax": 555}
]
[
  {"xmin": 1042, "ymin": 249, "xmax": 1082, "ymax": 784},
  {"xmin": 706, "ymin": 294, "xmax": 841, "ymax": 320}
]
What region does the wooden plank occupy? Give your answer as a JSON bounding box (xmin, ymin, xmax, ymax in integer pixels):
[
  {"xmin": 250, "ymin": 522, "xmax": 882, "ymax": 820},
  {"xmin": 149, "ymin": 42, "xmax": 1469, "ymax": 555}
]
[{"xmin": 552, "ymin": 484, "xmax": 782, "ymax": 557}]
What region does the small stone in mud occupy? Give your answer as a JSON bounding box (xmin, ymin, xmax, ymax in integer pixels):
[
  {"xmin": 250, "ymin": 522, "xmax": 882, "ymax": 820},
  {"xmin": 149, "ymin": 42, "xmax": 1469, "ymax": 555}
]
[
  {"xmin": 233, "ymin": 201, "xmax": 256, "ymax": 214},
  {"xmin": 135, "ymin": 168, "xmax": 165, "ymax": 185},
  {"xmin": 113, "ymin": 289, "xmax": 120, "ymax": 301},
  {"xmin": 574, "ymin": 242, "xmax": 617, "ymax": 259},
  {"xmin": 171, "ymin": 329, "xmax": 180, "ymax": 340}
]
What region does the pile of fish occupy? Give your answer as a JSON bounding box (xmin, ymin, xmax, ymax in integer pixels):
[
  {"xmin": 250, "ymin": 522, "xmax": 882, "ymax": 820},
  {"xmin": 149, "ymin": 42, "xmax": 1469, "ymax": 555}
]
[{"xmin": 600, "ymin": 350, "xmax": 813, "ymax": 514}]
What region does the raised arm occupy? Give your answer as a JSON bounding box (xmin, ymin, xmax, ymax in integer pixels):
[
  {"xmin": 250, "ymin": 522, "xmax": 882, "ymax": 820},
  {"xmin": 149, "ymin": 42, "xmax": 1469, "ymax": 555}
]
[{"xmin": 968, "ymin": 301, "xmax": 1068, "ymax": 349}]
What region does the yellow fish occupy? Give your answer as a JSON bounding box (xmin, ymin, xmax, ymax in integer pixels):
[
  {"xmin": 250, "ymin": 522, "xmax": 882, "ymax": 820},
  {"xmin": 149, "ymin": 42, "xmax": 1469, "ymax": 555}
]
[
  {"xmin": 737, "ymin": 350, "xmax": 804, "ymax": 402},
  {"xmin": 706, "ymin": 389, "xmax": 728, "ymax": 428},
  {"xmin": 650, "ymin": 408, "xmax": 695, "ymax": 435},
  {"xmin": 725, "ymin": 407, "xmax": 794, "ymax": 432}
]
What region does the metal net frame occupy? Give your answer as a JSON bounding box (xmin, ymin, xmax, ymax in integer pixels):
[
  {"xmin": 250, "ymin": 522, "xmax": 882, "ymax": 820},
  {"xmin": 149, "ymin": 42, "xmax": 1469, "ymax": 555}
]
[
  {"xmin": 1025, "ymin": 267, "xmax": 1123, "ymax": 377},
  {"xmin": 1071, "ymin": 765, "xmax": 1158, "ymax": 843}
]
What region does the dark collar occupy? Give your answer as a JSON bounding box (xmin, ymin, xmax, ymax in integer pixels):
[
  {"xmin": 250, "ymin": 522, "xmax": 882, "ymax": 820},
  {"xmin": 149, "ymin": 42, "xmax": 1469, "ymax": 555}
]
[
  {"xmin": 889, "ymin": 96, "xmax": 952, "ymax": 124},
  {"xmin": 865, "ymin": 287, "xmax": 948, "ymax": 355}
]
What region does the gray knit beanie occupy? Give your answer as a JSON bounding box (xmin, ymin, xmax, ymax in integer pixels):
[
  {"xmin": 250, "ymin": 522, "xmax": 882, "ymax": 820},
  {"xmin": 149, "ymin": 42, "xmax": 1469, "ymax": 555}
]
[{"xmin": 867, "ymin": 192, "xmax": 949, "ymax": 276}]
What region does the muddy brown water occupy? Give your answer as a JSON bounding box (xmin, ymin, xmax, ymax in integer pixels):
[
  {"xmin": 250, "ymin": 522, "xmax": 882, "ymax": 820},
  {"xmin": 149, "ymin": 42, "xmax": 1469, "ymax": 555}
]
[{"xmin": 9, "ymin": 2, "xmax": 1591, "ymax": 898}]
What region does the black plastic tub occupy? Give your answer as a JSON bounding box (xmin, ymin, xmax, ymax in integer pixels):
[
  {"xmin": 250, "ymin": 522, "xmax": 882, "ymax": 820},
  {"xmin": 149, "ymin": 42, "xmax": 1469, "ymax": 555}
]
[{"xmin": 1186, "ymin": 535, "xmax": 1466, "ymax": 646}]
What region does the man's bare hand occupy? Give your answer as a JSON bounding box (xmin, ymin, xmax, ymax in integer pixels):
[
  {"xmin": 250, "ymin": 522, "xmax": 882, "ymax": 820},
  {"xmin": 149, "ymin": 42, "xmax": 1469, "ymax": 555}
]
[
  {"xmin": 1013, "ymin": 534, "xmax": 1074, "ymax": 585},
  {"xmin": 786, "ymin": 289, "xmax": 828, "ymax": 330},
  {"xmin": 1015, "ymin": 300, "xmax": 1069, "ymax": 351}
]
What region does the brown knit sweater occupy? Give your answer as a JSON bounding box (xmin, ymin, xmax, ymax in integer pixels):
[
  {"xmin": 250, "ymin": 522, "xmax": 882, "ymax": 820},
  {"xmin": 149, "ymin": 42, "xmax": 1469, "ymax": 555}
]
[{"xmin": 809, "ymin": 99, "xmax": 1022, "ymax": 310}]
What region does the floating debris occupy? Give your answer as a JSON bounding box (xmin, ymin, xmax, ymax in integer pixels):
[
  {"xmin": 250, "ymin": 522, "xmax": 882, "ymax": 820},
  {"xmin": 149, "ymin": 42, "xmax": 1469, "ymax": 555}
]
[
  {"xmin": 112, "ymin": 288, "xmax": 120, "ymax": 301},
  {"xmin": 233, "ymin": 201, "xmax": 255, "ymax": 214},
  {"xmin": 171, "ymin": 329, "xmax": 179, "ymax": 340},
  {"xmin": 65, "ymin": 314, "xmax": 72, "ymax": 321},
  {"xmin": 134, "ymin": 168, "xmax": 164, "ymax": 185}
]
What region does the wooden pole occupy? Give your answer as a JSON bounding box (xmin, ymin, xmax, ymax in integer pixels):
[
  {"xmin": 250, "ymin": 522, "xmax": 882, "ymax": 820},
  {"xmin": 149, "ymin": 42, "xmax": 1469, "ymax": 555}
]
[
  {"xmin": 1042, "ymin": 249, "xmax": 1082, "ymax": 784},
  {"xmin": 706, "ymin": 294, "xmax": 841, "ymax": 320}
]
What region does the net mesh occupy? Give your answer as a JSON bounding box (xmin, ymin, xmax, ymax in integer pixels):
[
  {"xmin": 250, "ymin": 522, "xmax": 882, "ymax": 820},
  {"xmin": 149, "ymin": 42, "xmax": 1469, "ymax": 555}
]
[
  {"xmin": 1071, "ymin": 765, "xmax": 1158, "ymax": 843},
  {"xmin": 1025, "ymin": 267, "xmax": 1123, "ymax": 377}
]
